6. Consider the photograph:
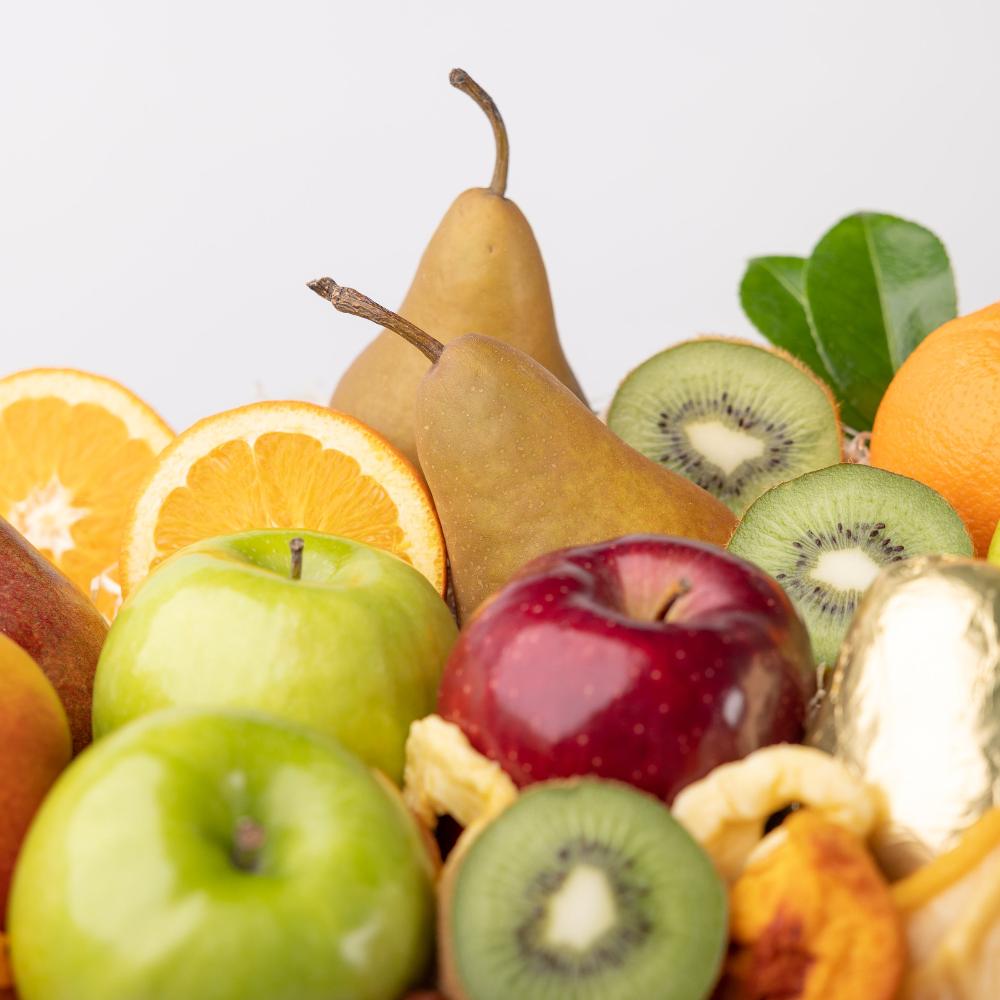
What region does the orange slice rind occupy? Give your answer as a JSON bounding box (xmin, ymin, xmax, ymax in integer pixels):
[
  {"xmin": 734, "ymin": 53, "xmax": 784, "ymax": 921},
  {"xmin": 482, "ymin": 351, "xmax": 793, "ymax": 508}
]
[
  {"xmin": 121, "ymin": 401, "xmax": 446, "ymax": 596},
  {"xmin": 0, "ymin": 368, "xmax": 173, "ymax": 618}
]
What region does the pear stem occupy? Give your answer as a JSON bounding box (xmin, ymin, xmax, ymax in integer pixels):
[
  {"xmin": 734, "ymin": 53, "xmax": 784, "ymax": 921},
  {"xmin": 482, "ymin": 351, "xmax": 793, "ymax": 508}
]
[
  {"xmin": 289, "ymin": 537, "xmax": 304, "ymax": 580},
  {"xmin": 450, "ymin": 68, "xmax": 509, "ymax": 197},
  {"xmin": 307, "ymin": 278, "xmax": 444, "ymax": 363}
]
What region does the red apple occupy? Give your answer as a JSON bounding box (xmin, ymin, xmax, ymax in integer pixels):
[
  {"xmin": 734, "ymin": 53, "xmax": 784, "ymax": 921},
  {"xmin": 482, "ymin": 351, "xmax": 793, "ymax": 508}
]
[{"xmin": 437, "ymin": 535, "xmax": 815, "ymax": 803}]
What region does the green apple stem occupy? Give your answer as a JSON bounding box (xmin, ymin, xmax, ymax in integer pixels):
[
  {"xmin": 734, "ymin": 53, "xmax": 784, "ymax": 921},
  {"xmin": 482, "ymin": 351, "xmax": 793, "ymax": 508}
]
[
  {"xmin": 449, "ymin": 68, "xmax": 509, "ymax": 197},
  {"xmin": 654, "ymin": 579, "xmax": 691, "ymax": 622},
  {"xmin": 290, "ymin": 537, "xmax": 304, "ymax": 581},
  {"xmin": 306, "ymin": 279, "xmax": 444, "ymax": 364},
  {"xmin": 232, "ymin": 816, "xmax": 266, "ymax": 872}
]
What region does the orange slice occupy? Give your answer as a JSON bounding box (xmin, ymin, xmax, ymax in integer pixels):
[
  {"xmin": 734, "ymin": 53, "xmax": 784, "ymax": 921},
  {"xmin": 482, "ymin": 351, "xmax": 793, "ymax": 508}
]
[
  {"xmin": 0, "ymin": 369, "xmax": 173, "ymax": 619},
  {"xmin": 122, "ymin": 401, "xmax": 446, "ymax": 596}
]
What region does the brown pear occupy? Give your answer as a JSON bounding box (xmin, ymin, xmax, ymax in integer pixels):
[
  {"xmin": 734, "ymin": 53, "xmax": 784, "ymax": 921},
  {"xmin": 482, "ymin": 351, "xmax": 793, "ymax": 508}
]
[
  {"xmin": 329, "ymin": 69, "xmax": 585, "ymax": 468},
  {"xmin": 310, "ymin": 280, "xmax": 737, "ymax": 621},
  {"xmin": 0, "ymin": 516, "xmax": 108, "ymax": 753}
]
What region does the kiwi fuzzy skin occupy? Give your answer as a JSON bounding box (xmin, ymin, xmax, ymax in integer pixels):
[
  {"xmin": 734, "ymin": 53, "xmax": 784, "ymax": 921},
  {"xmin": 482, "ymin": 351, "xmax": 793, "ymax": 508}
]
[{"xmin": 437, "ymin": 814, "xmax": 501, "ymax": 1000}]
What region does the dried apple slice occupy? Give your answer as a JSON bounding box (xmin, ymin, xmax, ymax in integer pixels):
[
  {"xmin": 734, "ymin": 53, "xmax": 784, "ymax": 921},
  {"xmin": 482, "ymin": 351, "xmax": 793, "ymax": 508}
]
[
  {"xmin": 403, "ymin": 714, "xmax": 517, "ymax": 830},
  {"xmin": 672, "ymin": 744, "xmax": 880, "ymax": 880}
]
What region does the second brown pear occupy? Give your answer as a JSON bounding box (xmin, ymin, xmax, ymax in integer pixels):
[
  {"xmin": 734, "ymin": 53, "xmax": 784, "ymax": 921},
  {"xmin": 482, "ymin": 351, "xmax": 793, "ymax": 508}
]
[
  {"xmin": 329, "ymin": 70, "xmax": 586, "ymax": 468},
  {"xmin": 310, "ymin": 280, "xmax": 738, "ymax": 622}
]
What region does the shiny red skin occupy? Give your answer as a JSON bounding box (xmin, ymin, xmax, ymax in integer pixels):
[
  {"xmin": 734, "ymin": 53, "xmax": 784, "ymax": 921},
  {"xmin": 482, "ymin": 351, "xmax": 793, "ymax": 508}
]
[{"xmin": 437, "ymin": 535, "xmax": 815, "ymax": 804}]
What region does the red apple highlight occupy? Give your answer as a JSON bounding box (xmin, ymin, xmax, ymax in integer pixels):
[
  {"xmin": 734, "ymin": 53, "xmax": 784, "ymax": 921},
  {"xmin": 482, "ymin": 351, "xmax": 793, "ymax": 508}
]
[{"xmin": 438, "ymin": 535, "xmax": 815, "ymax": 803}]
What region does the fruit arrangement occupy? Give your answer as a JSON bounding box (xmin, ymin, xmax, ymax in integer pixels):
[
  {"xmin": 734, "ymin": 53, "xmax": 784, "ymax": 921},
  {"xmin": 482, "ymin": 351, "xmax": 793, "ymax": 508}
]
[{"xmin": 2, "ymin": 67, "xmax": 1000, "ymax": 1000}]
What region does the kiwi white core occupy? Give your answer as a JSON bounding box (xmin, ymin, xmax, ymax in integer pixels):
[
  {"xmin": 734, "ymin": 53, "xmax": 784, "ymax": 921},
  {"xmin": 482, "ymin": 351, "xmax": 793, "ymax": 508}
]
[
  {"xmin": 8, "ymin": 475, "xmax": 88, "ymax": 561},
  {"xmin": 684, "ymin": 421, "xmax": 766, "ymax": 477},
  {"xmin": 810, "ymin": 549, "xmax": 881, "ymax": 591},
  {"xmin": 542, "ymin": 864, "xmax": 617, "ymax": 952}
]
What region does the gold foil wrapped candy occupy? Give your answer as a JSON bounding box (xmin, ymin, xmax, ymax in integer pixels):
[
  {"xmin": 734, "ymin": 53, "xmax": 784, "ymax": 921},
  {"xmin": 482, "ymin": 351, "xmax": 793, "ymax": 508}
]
[{"xmin": 809, "ymin": 555, "xmax": 1000, "ymax": 877}]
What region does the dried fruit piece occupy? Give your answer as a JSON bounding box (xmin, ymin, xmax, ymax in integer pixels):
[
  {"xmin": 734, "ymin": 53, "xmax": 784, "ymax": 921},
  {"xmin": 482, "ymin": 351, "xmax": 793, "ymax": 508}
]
[
  {"xmin": 672, "ymin": 744, "xmax": 879, "ymax": 880},
  {"xmin": 717, "ymin": 810, "xmax": 905, "ymax": 1000},
  {"xmin": 404, "ymin": 715, "xmax": 517, "ymax": 830},
  {"xmin": 893, "ymin": 808, "xmax": 1000, "ymax": 999},
  {"xmin": 0, "ymin": 932, "xmax": 11, "ymax": 990}
]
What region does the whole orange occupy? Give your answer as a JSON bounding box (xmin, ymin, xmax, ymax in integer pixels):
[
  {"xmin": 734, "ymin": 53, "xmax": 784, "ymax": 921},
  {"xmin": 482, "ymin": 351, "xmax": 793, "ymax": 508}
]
[
  {"xmin": 0, "ymin": 633, "xmax": 72, "ymax": 924},
  {"xmin": 870, "ymin": 301, "xmax": 1000, "ymax": 555}
]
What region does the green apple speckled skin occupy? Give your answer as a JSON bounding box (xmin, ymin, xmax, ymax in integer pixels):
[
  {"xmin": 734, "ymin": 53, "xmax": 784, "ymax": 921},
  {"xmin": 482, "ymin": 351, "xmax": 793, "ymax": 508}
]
[
  {"xmin": 8, "ymin": 709, "xmax": 436, "ymax": 1000},
  {"xmin": 92, "ymin": 531, "xmax": 457, "ymax": 782}
]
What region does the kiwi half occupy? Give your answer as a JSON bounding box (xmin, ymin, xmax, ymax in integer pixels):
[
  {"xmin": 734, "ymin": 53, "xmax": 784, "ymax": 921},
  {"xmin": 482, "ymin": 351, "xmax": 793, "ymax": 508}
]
[
  {"xmin": 607, "ymin": 339, "xmax": 842, "ymax": 515},
  {"xmin": 439, "ymin": 780, "xmax": 727, "ymax": 1000},
  {"xmin": 728, "ymin": 464, "xmax": 974, "ymax": 665}
]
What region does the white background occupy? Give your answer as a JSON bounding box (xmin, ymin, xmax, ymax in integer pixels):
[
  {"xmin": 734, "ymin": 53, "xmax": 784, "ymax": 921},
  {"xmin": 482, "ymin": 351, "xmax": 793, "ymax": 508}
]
[{"xmin": 2, "ymin": 1, "xmax": 998, "ymax": 431}]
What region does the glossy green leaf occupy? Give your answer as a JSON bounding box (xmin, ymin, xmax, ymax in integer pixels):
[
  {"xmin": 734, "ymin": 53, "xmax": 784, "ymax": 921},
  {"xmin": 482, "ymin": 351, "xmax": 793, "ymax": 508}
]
[
  {"xmin": 739, "ymin": 256, "xmax": 867, "ymax": 429},
  {"xmin": 804, "ymin": 212, "xmax": 957, "ymax": 427}
]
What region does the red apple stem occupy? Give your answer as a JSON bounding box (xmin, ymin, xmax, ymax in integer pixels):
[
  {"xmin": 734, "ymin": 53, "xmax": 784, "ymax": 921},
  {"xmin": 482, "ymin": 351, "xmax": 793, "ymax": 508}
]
[
  {"xmin": 290, "ymin": 537, "xmax": 304, "ymax": 581},
  {"xmin": 653, "ymin": 579, "xmax": 691, "ymax": 622},
  {"xmin": 306, "ymin": 278, "xmax": 444, "ymax": 364},
  {"xmin": 232, "ymin": 816, "xmax": 266, "ymax": 872}
]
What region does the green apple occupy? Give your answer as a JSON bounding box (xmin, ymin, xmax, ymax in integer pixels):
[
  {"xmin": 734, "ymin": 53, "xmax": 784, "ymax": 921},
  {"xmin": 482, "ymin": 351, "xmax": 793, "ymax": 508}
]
[
  {"xmin": 8, "ymin": 708, "xmax": 436, "ymax": 1000},
  {"xmin": 990, "ymin": 520, "xmax": 1000, "ymax": 565},
  {"xmin": 92, "ymin": 531, "xmax": 457, "ymax": 782}
]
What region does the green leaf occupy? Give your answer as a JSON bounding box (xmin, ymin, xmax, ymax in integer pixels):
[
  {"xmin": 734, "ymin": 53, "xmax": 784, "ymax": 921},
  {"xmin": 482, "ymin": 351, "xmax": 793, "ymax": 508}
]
[
  {"xmin": 804, "ymin": 212, "xmax": 957, "ymax": 427},
  {"xmin": 739, "ymin": 256, "xmax": 867, "ymax": 429}
]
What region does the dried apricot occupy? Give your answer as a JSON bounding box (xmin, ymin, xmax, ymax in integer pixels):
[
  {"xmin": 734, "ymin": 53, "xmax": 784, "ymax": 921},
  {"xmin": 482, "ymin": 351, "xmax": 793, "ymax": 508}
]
[
  {"xmin": 716, "ymin": 810, "xmax": 905, "ymax": 999},
  {"xmin": 0, "ymin": 932, "xmax": 10, "ymax": 991}
]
